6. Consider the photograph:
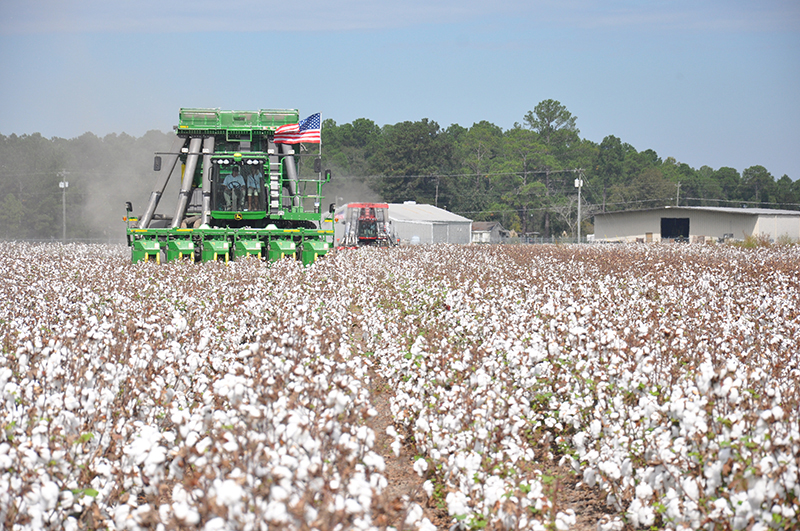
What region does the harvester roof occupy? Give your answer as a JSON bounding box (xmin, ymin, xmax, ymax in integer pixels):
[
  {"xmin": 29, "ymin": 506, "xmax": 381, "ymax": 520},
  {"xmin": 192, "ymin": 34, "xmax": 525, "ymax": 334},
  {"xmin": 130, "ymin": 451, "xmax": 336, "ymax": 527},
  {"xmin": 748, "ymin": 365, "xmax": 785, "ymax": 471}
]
[{"xmin": 177, "ymin": 108, "xmax": 299, "ymax": 133}]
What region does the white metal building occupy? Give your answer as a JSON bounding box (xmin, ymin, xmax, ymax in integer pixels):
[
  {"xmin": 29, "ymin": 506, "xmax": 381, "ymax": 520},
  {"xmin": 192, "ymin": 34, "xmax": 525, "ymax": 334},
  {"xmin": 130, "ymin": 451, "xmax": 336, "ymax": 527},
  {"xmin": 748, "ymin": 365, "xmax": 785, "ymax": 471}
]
[
  {"xmin": 332, "ymin": 201, "xmax": 472, "ymax": 245},
  {"xmin": 593, "ymin": 206, "xmax": 800, "ymax": 243},
  {"xmin": 388, "ymin": 202, "xmax": 472, "ymax": 244}
]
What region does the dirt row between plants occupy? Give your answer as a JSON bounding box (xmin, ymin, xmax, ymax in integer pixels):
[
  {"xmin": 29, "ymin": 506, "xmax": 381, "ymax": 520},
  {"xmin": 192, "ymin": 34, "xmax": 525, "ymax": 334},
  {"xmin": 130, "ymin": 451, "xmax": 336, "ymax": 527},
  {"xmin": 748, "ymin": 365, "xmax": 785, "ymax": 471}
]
[{"xmin": 365, "ymin": 371, "xmax": 622, "ymax": 531}]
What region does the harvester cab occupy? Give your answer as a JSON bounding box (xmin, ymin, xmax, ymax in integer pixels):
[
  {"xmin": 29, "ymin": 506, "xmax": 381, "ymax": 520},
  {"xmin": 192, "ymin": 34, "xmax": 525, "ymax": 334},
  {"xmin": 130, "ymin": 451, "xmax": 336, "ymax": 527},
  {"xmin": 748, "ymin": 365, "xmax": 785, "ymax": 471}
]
[
  {"xmin": 125, "ymin": 108, "xmax": 333, "ymax": 265},
  {"xmin": 340, "ymin": 203, "xmax": 396, "ymax": 248}
]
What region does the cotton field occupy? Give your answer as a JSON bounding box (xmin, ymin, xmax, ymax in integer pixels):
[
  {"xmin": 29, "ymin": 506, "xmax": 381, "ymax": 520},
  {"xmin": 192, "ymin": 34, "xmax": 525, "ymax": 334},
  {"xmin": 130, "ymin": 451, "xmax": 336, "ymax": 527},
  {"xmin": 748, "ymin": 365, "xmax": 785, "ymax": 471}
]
[{"xmin": 1, "ymin": 242, "xmax": 798, "ymax": 531}]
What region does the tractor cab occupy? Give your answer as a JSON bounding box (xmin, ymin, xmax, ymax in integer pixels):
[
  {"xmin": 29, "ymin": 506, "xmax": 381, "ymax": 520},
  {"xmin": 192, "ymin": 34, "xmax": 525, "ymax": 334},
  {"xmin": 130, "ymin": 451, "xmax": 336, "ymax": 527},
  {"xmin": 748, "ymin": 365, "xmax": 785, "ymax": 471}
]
[{"xmin": 210, "ymin": 158, "xmax": 266, "ymax": 213}]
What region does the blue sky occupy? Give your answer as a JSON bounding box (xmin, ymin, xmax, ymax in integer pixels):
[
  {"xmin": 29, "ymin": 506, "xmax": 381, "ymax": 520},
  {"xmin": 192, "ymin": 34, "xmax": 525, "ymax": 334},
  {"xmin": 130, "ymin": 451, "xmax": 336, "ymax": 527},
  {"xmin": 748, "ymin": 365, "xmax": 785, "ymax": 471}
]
[{"xmin": 1, "ymin": 0, "xmax": 798, "ymax": 180}]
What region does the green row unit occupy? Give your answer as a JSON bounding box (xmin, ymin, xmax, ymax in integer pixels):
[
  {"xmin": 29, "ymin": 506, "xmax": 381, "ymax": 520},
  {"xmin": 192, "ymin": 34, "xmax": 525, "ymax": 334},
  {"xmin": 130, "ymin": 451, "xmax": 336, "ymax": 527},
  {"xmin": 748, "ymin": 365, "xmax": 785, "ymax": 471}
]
[{"xmin": 128, "ymin": 227, "xmax": 332, "ymax": 265}]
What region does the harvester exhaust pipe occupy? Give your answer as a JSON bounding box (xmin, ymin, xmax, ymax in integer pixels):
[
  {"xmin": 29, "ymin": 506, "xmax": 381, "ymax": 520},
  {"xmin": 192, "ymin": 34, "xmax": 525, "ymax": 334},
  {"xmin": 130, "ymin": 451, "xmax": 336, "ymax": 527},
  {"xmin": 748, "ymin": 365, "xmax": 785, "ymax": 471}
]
[
  {"xmin": 171, "ymin": 137, "xmax": 203, "ymax": 229},
  {"xmin": 139, "ymin": 136, "xmax": 188, "ymax": 229},
  {"xmin": 280, "ymin": 143, "xmax": 301, "ymax": 208},
  {"xmin": 200, "ymin": 136, "xmax": 215, "ymax": 226}
]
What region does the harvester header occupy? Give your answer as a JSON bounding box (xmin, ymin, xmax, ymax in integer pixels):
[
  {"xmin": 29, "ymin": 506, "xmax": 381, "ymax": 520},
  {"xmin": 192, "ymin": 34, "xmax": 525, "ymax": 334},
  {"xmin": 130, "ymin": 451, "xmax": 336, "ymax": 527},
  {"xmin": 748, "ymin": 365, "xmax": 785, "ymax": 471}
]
[{"xmin": 125, "ymin": 107, "xmax": 333, "ymax": 265}]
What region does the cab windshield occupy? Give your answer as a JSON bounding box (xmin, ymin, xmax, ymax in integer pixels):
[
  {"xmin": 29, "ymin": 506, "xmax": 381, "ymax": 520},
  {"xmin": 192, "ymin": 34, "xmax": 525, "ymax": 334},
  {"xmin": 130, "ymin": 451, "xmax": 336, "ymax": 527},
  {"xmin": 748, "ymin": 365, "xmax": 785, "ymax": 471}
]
[{"xmin": 211, "ymin": 161, "xmax": 266, "ymax": 212}]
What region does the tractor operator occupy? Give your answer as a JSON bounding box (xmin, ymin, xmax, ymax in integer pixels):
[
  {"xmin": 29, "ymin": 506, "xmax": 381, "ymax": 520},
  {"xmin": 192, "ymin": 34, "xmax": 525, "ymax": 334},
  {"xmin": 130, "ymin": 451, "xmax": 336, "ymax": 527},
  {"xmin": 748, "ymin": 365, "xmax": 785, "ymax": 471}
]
[
  {"xmin": 245, "ymin": 165, "xmax": 262, "ymax": 211},
  {"xmin": 223, "ymin": 166, "xmax": 245, "ymax": 210}
]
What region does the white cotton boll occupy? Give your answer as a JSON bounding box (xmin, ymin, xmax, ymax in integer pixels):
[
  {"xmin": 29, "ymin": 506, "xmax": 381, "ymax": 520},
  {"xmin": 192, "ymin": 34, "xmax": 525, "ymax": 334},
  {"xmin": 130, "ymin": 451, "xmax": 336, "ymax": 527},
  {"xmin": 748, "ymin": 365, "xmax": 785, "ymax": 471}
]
[
  {"xmin": 771, "ymin": 406, "xmax": 784, "ymax": 420},
  {"xmin": 195, "ymin": 436, "xmax": 212, "ymax": 454},
  {"xmin": 64, "ymin": 393, "xmax": 80, "ymax": 411},
  {"xmin": 222, "ymin": 439, "xmax": 238, "ymax": 453},
  {"xmin": 573, "ymin": 432, "xmax": 587, "ymax": 451},
  {"xmin": 40, "ymin": 480, "xmax": 60, "ymax": 511},
  {"xmin": 405, "ymin": 503, "xmax": 423, "ymax": 525},
  {"xmin": 596, "ymin": 515, "xmax": 624, "ymax": 531},
  {"xmin": 681, "ymin": 477, "xmax": 699, "ymax": 502},
  {"xmin": 413, "ymin": 458, "xmax": 428, "ymax": 477},
  {"xmin": 114, "ymin": 505, "xmax": 131, "ymax": 529},
  {"xmin": 555, "ymin": 509, "xmax": 576, "ymax": 530},
  {"xmin": 569, "ymin": 326, "xmax": 587, "ymax": 337},
  {"xmin": 203, "ymin": 516, "xmax": 228, "ymax": 530},
  {"xmin": 708, "ymin": 498, "xmax": 733, "ymax": 519},
  {"xmin": 598, "ymin": 460, "xmax": 621, "ymax": 480},
  {"xmin": 185, "ymin": 431, "xmax": 199, "ymax": 448},
  {"xmin": 271, "ymin": 485, "xmax": 290, "ymax": 502},
  {"xmin": 173, "ymin": 501, "xmax": 200, "ymax": 524},
  {"xmin": 391, "ymin": 439, "xmax": 402, "ymax": 457},
  {"xmin": 422, "ymin": 480, "xmax": 434, "ymax": 498},
  {"xmin": 344, "ymin": 499, "xmax": 363, "ymax": 515},
  {"xmin": 483, "ymin": 476, "xmax": 506, "ymax": 507},
  {"xmin": 171, "ymin": 311, "xmax": 188, "ymax": 332},
  {"xmin": 446, "ymin": 491, "xmax": 470, "ymax": 517},
  {"xmin": 417, "ymin": 517, "xmax": 437, "ymax": 531},
  {"xmin": 548, "ymin": 342, "xmax": 560, "ymax": 356},
  {"xmin": 215, "ymin": 479, "xmax": 243, "ymax": 506},
  {"xmin": 386, "ymin": 425, "xmax": 398, "ymax": 438},
  {"xmin": 363, "ymin": 452, "xmax": 386, "ymax": 472},
  {"xmin": 635, "ymin": 482, "xmax": 653, "ymax": 500},
  {"xmin": 197, "ymin": 335, "xmax": 210, "ymax": 352}
]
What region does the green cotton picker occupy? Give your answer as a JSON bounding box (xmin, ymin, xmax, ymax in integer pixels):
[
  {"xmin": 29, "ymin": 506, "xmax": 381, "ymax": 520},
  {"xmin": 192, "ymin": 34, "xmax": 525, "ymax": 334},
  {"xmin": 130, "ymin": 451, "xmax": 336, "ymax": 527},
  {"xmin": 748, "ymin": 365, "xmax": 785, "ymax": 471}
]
[{"xmin": 124, "ymin": 108, "xmax": 333, "ymax": 264}]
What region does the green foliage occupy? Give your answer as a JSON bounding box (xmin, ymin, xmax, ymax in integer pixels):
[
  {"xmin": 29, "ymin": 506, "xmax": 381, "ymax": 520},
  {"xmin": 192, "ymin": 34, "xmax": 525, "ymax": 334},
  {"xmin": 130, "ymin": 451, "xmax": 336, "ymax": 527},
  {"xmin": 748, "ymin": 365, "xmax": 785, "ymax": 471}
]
[{"xmin": 0, "ymin": 129, "xmax": 174, "ymax": 241}]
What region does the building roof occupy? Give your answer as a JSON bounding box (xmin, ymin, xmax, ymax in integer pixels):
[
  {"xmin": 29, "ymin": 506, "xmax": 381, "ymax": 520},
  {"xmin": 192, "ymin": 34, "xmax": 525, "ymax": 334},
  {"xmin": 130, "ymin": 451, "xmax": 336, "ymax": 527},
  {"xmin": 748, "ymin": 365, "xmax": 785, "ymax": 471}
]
[
  {"xmin": 472, "ymin": 221, "xmax": 504, "ymax": 231},
  {"xmin": 595, "ymin": 206, "xmax": 800, "ymax": 217},
  {"xmin": 388, "ymin": 202, "xmax": 472, "ymax": 223}
]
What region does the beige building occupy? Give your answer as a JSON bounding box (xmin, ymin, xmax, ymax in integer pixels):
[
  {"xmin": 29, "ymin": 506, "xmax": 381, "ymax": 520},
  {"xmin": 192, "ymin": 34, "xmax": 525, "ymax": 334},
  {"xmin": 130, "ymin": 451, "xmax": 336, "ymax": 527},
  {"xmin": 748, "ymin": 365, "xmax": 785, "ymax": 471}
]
[{"xmin": 593, "ymin": 206, "xmax": 800, "ymax": 243}]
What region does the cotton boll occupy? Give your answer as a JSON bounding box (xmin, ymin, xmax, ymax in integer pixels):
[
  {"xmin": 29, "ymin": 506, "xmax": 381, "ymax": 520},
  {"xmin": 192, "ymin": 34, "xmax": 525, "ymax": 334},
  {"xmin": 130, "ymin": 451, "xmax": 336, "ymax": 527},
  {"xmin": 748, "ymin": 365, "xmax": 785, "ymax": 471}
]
[
  {"xmin": 391, "ymin": 439, "xmax": 402, "ymax": 457},
  {"xmin": 195, "ymin": 436, "xmax": 212, "ymax": 454},
  {"xmin": 405, "ymin": 503, "xmax": 423, "ymax": 525},
  {"xmin": 554, "ymin": 509, "xmax": 576, "ymax": 530},
  {"xmin": 413, "ymin": 458, "xmax": 428, "ymax": 477},
  {"xmin": 596, "ymin": 515, "xmax": 624, "ymax": 531},
  {"xmin": 446, "ymin": 490, "xmax": 470, "ymax": 517},
  {"xmin": 203, "ymin": 516, "xmax": 228, "ymax": 530},
  {"xmin": 173, "ymin": 501, "xmax": 201, "ymax": 525},
  {"xmin": 422, "ymin": 480, "xmax": 434, "ymax": 498}
]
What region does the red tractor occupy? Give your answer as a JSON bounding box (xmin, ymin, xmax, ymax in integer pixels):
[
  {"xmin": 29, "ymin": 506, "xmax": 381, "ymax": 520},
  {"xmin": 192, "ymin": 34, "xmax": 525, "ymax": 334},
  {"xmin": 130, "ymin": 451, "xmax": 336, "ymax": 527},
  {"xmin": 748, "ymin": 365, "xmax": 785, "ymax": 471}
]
[{"xmin": 339, "ymin": 203, "xmax": 396, "ymax": 248}]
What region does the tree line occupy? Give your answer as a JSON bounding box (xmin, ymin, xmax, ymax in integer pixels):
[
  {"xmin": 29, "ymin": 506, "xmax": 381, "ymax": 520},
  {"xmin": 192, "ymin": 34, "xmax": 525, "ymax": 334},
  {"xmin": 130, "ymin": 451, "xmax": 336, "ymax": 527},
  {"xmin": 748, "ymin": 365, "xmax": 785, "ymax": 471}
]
[
  {"xmin": 1, "ymin": 99, "xmax": 797, "ymax": 241},
  {"xmin": 322, "ymin": 100, "xmax": 798, "ymax": 238}
]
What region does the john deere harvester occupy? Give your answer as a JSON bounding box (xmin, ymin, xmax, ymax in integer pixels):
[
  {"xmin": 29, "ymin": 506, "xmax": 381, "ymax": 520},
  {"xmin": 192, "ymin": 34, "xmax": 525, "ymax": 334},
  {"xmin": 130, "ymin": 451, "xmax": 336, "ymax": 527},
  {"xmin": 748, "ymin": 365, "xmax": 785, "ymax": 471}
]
[{"xmin": 125, "ymin": 108, "xmax": 332, "ymax": 264}]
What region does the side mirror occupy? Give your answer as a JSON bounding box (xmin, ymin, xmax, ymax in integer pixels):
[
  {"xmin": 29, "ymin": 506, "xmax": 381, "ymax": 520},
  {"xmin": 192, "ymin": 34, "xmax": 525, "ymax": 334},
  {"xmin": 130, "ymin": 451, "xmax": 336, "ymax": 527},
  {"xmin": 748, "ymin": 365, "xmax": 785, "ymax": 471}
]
[
  {"xmin": 325, "ymin": 169, "xmax": 332, "ymax": 182},
  {"xmin": 329, "ymin": 203, "xmax": 336, "ymax": 213},
  {"xmin": 153, "ymin": 156, "xmax": 162, "ymax": 171},
  {"xmin": 125, "ymin": 201, "xmax": 133, "ymax": 213},
  {"xmin": 313, "ymin": 157, "xmax": 322, "ymax": 173}
]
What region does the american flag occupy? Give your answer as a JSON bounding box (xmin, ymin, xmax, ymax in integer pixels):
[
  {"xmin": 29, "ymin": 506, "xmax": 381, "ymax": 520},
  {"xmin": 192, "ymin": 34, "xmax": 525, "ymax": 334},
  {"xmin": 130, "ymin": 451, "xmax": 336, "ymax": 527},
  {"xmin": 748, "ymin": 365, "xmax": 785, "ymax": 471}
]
[{"xmin": 273, "ymin": 113, "xmax": 321, "ymax": 144}]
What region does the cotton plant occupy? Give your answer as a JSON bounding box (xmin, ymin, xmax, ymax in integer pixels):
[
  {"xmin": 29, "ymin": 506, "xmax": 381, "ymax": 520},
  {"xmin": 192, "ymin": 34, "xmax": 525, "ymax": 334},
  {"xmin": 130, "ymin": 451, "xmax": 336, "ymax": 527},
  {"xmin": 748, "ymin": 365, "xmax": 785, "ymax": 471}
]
[{"xmin": 0, "ymin": 242, "xmax": 798, "ymax": 530}]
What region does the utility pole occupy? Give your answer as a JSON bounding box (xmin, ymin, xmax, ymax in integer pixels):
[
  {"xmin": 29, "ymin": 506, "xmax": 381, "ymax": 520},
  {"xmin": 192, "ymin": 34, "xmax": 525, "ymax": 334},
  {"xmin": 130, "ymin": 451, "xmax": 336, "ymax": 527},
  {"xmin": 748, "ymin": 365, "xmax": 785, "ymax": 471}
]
[
  {"xmin": 676, "ymin": 182, "xmax": 681, "ymax": 206},
  {"xmin": 574, "ymin": 171, "xmax": 584, "ymax": 243},
  {"xmin": 58, "ymin": 171, "xmax": 69, "ymax": 241}
]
